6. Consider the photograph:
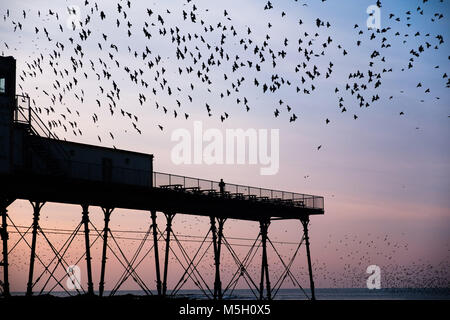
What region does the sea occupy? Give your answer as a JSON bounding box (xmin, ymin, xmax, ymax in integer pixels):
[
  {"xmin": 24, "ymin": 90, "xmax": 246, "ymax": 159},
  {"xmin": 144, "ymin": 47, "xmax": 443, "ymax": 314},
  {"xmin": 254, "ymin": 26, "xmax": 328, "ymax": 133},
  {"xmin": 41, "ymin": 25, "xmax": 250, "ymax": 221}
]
[{"xmin": 10, "ymin": 288, "xmax": 450, "ymax": 300}]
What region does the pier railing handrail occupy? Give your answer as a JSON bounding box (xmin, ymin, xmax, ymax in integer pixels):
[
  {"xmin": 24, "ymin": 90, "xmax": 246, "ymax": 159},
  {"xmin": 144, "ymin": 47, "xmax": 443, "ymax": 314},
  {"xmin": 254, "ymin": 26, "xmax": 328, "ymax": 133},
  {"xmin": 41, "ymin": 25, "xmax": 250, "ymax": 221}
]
[{"xmin": 153, "ymin": 171, "xmax": 324, "ymax": 210}]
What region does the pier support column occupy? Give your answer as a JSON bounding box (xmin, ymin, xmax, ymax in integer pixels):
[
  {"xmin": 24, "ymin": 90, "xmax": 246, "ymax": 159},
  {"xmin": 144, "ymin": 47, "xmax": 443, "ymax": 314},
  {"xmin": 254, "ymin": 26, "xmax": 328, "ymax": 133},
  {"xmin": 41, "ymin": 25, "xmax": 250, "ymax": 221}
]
[
  {"xmin": 301, "ymin": 218, "xmax": 316, "ymax": 300},
  {"xmin": 210, "ymin": 217, "xmax": 225, "ymax": 300},
  {"xmin": 150, "ymin": 210, "xmax": 162, "ymax": 295},
  {"xmin": 99, "ymin": 207, "xmax": 113, "ymax": 297},
  {"xmin": 162, "ymin": 212, "xmax": 174, "ymax": 296},
  {"xmin": 26, "ymin": 201, "xmax": 45, "ymax": 296},
  {"xmin": 210, "ymin": 217, "xmax": 218, "ymax": 299},
  {"xmin": 216, "ymin": 218, "xmax": 225, "ymax": 300},
  {"xmin": 0, "ymin": 198, "xmax": 14, "ymax": 297},
  {"xmin": 259, "ymin": 220, "xmax": 271, "ymax": 300},
  {"xmin": 82, "ymin": 204, "xmax": 94, "ymax": 295}
]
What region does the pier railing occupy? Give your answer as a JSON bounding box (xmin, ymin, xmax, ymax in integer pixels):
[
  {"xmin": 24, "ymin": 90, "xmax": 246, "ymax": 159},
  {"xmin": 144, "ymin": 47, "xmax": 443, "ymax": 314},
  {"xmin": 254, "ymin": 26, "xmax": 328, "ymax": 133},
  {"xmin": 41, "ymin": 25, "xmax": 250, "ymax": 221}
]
[
  {"xmin": 153, "ymin": 172, "xmax": 324, "ymax": 210},
  {"xmin": 14, "ymin": 94, "xmax": 71, "ymax": 161}
]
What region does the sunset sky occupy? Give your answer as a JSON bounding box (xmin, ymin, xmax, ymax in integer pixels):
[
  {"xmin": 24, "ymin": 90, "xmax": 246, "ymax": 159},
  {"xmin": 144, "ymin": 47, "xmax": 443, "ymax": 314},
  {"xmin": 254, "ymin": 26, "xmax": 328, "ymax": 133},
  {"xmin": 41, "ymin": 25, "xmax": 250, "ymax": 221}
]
[{"xmin": 1, "ymin": 0, "xmax": 449, "ymax": 294}]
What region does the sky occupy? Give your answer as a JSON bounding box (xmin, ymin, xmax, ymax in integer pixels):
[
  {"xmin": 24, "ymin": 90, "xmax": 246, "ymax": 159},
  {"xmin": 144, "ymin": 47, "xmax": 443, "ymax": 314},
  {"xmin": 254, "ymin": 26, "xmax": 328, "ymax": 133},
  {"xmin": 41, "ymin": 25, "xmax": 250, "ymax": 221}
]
[{"xmin": 0, "ymin": 0, "xmax": 449, "ymax": 294}]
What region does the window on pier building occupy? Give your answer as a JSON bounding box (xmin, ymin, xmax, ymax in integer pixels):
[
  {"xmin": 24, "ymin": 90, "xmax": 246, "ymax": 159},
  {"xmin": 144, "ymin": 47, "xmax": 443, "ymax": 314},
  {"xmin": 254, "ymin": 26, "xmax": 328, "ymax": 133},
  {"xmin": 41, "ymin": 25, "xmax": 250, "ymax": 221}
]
[{"xmin": 0, "ymin": 78, "xmax": 5, "ymax": 94}]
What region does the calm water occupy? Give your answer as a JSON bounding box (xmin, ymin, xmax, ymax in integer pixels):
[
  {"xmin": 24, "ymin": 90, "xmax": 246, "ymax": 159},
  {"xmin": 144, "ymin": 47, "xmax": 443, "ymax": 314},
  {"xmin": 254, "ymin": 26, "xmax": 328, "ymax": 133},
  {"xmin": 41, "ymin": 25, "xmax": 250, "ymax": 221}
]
[
  {"xmin": 167, "ymin": 288, "xmax": 450, "ymax": 300},
  {"xmin": 12, "ymin": 288, "xmax": 450, "ymax": 300}
]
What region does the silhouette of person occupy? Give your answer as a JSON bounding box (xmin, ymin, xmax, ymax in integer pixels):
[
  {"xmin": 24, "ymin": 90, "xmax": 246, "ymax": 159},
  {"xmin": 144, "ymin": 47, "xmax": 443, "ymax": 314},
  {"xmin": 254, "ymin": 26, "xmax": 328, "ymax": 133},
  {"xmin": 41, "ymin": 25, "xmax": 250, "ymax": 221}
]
[{"xmin": 219, "ymin": 179, "xmax": 225, "ymax": 195}]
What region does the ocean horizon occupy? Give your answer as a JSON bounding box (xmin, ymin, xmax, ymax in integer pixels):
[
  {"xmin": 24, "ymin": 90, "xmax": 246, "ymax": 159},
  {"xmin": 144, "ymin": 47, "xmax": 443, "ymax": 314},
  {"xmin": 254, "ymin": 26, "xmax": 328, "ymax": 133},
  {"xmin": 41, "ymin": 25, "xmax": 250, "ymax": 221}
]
[{"xmin": 8, "ymin": 288, "xmax": 450, "ymax": 300}]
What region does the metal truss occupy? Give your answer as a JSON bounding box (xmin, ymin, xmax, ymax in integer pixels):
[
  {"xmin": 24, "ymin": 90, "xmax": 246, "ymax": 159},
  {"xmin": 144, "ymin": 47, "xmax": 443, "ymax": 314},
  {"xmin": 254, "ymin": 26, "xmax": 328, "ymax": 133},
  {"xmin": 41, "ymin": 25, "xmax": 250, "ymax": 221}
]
[{"xmin": 0, "ymin": 199, "xmax": 317, "ymax": 300}]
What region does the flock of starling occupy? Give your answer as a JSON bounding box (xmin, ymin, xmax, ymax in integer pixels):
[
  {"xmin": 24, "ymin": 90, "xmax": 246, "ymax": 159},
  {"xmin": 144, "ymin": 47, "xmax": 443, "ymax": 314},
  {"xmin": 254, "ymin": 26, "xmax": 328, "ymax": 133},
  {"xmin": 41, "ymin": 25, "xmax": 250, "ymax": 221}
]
[{"xmin": 1, "ymin": 0, "xmax": 448, "ymax": 150}]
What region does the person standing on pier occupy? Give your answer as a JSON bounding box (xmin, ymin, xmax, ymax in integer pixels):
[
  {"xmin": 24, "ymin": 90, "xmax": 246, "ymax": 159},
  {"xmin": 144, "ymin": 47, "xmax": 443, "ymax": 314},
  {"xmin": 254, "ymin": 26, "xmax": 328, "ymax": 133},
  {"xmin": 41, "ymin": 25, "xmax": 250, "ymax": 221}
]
[{"xmin": 219, "ymin": 179, "xmax": 225, "ymax": 195}]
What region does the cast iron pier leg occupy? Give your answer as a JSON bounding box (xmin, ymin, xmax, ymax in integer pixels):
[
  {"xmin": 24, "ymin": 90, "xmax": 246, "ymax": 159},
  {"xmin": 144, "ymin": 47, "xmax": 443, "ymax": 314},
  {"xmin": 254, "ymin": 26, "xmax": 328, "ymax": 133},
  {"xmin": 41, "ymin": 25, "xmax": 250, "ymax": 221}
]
[
  {"xmin": 259, "ymin": 220, "xmax": 271, "ymax": 300},
  {"xmin": 82, "ymin": 204, "xmax": 94, "ymax": 295},
  {"xmin": 151, "ymin": 210, "xmax": 162, "ymax": 295},
  {"xmin": 210, "ymin": 217, "xmax": 218, "ymax": 299},
  {"xmin": 211, "ymin": 217, "xmax": 225, "ymax": 300},
  {"xmin": 99, "ymin": 207, "xmax": 113, "ymax": 297},
  {"xmin": 0, "ymin": 198, "xmax": 14, "ymax": 297},
  {"xmin": 26, "ymin": 201, "xmax": 44, "ymax": 296},
  {"xmin": 162, "ymin": 212, "xmax": 174, "ymax": 296},
  {"xmin": 302, "ymin": 218, "xmax": 316, "ymax": 300},
  {"xmin": 216, "ymin": 218, "xmax": 225, "ymax": 300}
]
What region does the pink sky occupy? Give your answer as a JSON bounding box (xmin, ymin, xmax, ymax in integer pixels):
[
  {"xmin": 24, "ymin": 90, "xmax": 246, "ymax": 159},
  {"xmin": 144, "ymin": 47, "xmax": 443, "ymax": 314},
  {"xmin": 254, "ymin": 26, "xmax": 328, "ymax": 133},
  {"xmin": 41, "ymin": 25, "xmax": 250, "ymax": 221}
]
[{"xmin": 1, "ymin": 0, "xmax": 449, "ymax": 293}]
